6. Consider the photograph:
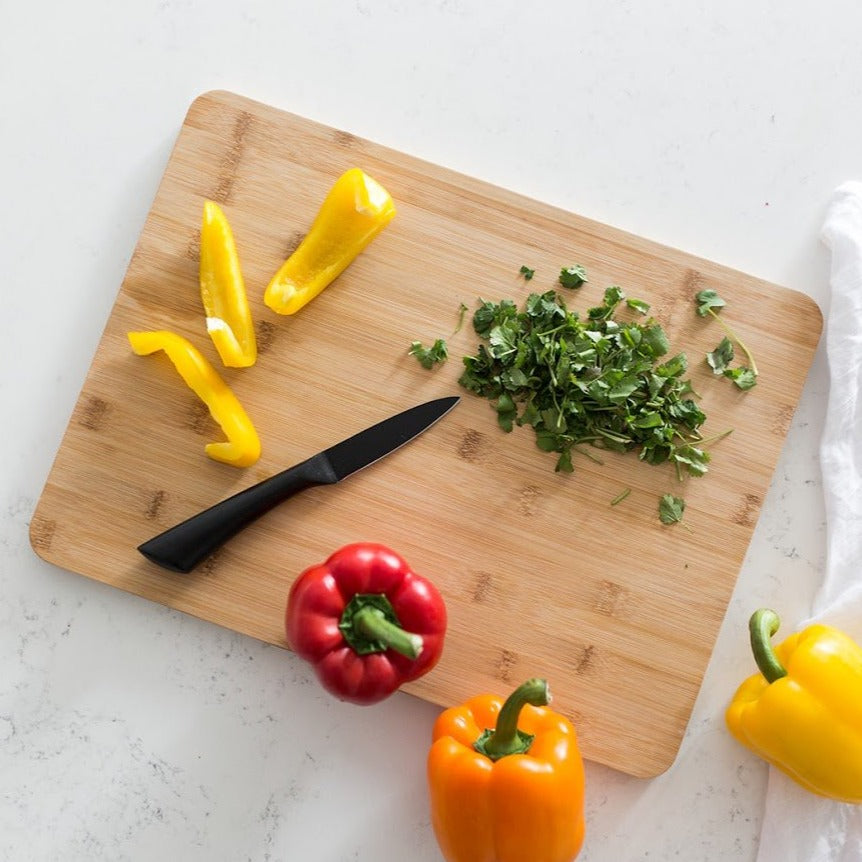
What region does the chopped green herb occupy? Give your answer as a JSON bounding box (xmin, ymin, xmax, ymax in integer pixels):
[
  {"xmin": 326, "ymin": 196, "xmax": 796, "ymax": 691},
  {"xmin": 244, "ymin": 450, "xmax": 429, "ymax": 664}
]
[
  {"xmin": 454, "ymin": 302, "xmax": 469, "ymax": 334},
  {"xmin": 706, "ymin": 337, "xmax": 735, "ymax": 374},
  {"xmin": 610, "ymin": 488, "xmax": 631, "ymax": 506},
  {"xmin": 698, "ymin": 428, "xmax": 734, "ymax": 447},
  {"xmin": 574, "ymin": 445, "xmax": 604, "ymax": 465},
  {"xmin": 672, "ymin": 443, "xmax": 710, "ymax": 480},
  {"xmin": 723, "ymin": 366, "xmax": 757, "ymax": 390},
  {"xmin": 555, "ymin": 449, "xmax": 574, "ymax": 473},
  {"xmin": 459, "ymin": 282, "xmax": 711, "ymax": 476},
  {"xmin": 411, "ymin": 305, "xmax": 469, "ymax": 370},
  {"xmin": 694, "ymin": 289, "xmax": 759, "ymax": 380},
  {"xmin": 495, "ymin": 391, "xmax": 517, "ymax": 432},
  {"xmin": 559, "ymin": 265, "xmax": 588, "ymax": 289},
  {"xmin": 626, "ymin": 298, "xmax": 651, "ymax": 315},
  {"xmin": 588, "ymin": 286, "xmax": 625, "ymax": 320},
  {"xmin": 409, "ymin": 338, "xmax": 448, "ymax": 369},
  {"xmin": 519, "ymin": 265, "xmax": 535, "ymax": 281},
  {"xmin": 640, "ymin": 324, "xmax": 670, "ymax": 357},
  {"xmin": 659, "ymin": 493, "xmax": 686, "ymax": 525},
  {"xmin": 695, "ymin": 290, "xmax": 726, "ymax": 316}
]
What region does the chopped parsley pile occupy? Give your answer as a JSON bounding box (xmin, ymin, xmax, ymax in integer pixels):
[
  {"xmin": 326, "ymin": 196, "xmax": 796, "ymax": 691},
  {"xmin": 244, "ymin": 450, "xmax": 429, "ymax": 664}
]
[
  {"xmin": 457, "ymin": 285, "xmax": 710, "ymax": 476},
  {"xmin": 408, "ymin": 265, "xmax": 757, "ymax": 526}
]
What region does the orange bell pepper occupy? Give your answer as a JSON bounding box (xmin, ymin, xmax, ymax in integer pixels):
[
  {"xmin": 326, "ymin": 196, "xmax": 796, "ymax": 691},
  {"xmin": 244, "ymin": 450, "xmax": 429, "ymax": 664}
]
[
  {"xmin": 427, "ymin": 678, "xmax": 585, "ymax": 862},
  {"xmin": 199, "ymin": 200, "xmax": 257, "ymax": 368},
  {"xmin": 264, "ymin": 167, "xmax": 396, "ymax": 315},
  {"xmin": 128, "ymin": 330, "xmax": 261, "ymax": 467}
]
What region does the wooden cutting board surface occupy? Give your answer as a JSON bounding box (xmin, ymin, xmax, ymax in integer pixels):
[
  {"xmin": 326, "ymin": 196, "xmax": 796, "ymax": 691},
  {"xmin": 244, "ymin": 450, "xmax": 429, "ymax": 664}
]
[{"xmin": 31, "ymin": 90, "xmax": 821, "ymax": 777}]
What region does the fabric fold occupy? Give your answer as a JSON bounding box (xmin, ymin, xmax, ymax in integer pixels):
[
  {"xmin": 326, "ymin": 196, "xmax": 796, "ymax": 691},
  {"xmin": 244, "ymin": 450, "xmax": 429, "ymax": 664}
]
[{"xmin": 756, "ymin": 181, "xmax": 862, "ymax": 862}]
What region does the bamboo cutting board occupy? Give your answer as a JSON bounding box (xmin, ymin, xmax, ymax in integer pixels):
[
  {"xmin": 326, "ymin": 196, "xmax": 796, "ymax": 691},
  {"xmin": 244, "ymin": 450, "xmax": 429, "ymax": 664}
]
[{"xmin": 31, "ymin": 90, "xmax": 821, "ymax": 777}]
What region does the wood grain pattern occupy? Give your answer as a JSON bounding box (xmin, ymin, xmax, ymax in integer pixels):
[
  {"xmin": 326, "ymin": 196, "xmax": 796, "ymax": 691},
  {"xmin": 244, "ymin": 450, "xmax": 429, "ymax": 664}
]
[{"xmin": 31, "ymin": 91, "xmax": 821, "ymax": 777}]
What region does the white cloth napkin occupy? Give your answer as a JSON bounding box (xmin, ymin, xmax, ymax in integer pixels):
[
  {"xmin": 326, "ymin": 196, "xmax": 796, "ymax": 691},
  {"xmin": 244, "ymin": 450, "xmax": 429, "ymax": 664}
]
[{"xmin": 756, "ymin": 181, "xmax": 862, "ymax": 861}]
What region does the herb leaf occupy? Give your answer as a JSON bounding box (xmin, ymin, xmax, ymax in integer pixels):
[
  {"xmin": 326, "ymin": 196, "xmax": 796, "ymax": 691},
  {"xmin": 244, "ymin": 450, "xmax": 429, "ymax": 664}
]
[
  {"xmin": 626, "ymin": 298, "xmax": 651, "ymax": 315},
  {"xmin": 519, "ymin": 265, "xmax": 535, "ymax": 281},
  {"xmin": 641, "ymin": 324, "xmax": 670, "ymax": 357},
  {"xmin": 556, "ymin": 449, "xmax": 574, "ymax": 473},
  {"xmin": 659, "ymin": 493, "xmax": 686, "ymax": 525},
  {"xmin": 673, "ymin": 444, "xmax": 710, "ymax": 478},
  {"xmin": 408, "ymin": 338, "xmax": 448, "ymax": 369},
  {"xmin": 695, "ymin": 289, "xmax": 726, "ymax": 317},
  {"xmin": 559, "ymin": 265, "xmax": 588, "ymax": 289},
  {"xmin": 723, "ymin": 366, "xmax": 757, "ymax": 390},
  {"xmin": 706, "ymin": 337, "xmax": 735, "ymax": 374},
  {"xmin": 495, "ymin": 391, "xmax": 518, "ymax": 432}
]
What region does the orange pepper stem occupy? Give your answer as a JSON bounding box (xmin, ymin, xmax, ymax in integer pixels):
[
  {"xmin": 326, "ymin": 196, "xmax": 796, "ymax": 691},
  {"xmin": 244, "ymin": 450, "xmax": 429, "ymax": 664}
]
[
  {"xmin": 750, "ymin": 608, "xmax": 788, "ymax": 683},
  {"xmin": 338, "ymin": 593, "xmax": 424, "ymax": 660},
  {"xmin": 474, "ymin": 678, "xmax": 550, "ymax": 761}
]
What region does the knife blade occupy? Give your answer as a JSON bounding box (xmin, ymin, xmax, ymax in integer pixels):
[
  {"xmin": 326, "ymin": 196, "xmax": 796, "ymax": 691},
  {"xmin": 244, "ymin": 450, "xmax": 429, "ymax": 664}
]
[{"xmin": 138, "ymin": 395, "xmax": 460, "ymax": 573}]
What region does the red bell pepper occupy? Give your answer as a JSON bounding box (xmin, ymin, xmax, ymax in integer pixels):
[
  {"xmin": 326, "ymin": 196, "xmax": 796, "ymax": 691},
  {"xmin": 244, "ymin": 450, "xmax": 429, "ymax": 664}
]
[{"xmin": 285, "ymin": 543, "xmax": 447, "ymax": 705}]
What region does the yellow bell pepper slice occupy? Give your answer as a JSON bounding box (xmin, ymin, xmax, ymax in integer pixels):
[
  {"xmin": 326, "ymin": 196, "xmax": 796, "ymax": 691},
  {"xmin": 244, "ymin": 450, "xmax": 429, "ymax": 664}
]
[
  {"xmin": 128, "ymin": 330, "xmax": 261, "ymax": 467},
  {"xmin": 264, "ymin": 167, "xmax": 396, "ymax": 315},
  {"xmin": 199, "ymin": 200, "xmax": 257, "ymax": 368}
]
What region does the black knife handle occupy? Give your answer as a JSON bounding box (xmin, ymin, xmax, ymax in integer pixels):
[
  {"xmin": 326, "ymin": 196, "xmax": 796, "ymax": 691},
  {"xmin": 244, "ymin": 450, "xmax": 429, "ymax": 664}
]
[{"xmin": 138, "ymin": 452, "xmax": 338, "ymax": 573}]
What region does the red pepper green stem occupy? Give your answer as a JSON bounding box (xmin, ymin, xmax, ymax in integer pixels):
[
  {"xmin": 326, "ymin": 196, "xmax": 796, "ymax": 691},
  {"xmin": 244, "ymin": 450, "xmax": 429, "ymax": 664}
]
[
  {"xmin": 750, "ymin": 608, "xmax": 788, "ymax": 684},
  {"xmin": 475, "ymin": 678, "xmax": 550, "ymax": 761},
  {"xmin": 338, "ymin": 593, "xmax": 423, "ymax": 658},
  {"xmin": 349, "ymin": 603, "xmax": 423, "ymax": 660}
]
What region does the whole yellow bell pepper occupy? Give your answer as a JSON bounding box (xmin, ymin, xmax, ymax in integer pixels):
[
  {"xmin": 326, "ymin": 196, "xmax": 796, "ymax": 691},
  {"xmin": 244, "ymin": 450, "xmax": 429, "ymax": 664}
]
[
  {"xmin": 264, "ymin": 167, "xmax": 396, "ymax": 315},
  {"xmin": 427, "ymin": 678, "xmax": 585, "ymax": 862},
  {"xmin": 726, "ymin": 608, "xmax": 862, "ymax": 803},
  {"xmin": 199, "ymin": 200, "xmax": 257, "ymax": 368},
  {"xmin": 128, "ymin": 330, "xmax": 261, "ymax": 467}
]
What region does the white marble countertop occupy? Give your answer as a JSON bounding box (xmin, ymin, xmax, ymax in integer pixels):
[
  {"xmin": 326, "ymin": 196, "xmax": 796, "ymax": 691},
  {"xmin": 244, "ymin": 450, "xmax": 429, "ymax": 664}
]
[{"xmin": 3, "ymin": 2, "xmax": 859, "ymax": 860}]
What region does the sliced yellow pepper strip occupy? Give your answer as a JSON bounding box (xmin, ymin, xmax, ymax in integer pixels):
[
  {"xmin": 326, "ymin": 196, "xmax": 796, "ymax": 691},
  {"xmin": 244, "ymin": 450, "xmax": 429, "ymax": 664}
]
[
  {"xmin": 200, "ymin": 200, "xmax": 257, "ymax": 368},
  {"xmin": 264, "ymin": 167, "xmax": 396, "ymax": 315},
  {"xmin": 128, "ymin": 330, "xmax": 261, "ymax": 468}
]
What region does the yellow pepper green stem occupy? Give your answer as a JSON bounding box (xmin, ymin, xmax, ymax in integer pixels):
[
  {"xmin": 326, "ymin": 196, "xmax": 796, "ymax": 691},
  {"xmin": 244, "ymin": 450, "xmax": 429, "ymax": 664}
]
[
  {"xmin": 199, "ymin": 200, "xmax": 257, "ymax": 368},
  {"xmin": 128, "ymin": 330, "xmax": 261, "ymax": 468},
  {"xmin": 264, "ymin": 168, "xmax": 396, "ymax": 316},
  {"xmin": 726, "ymin": 608, "xmax": 862, "ymax": 803},
  {"xmin": 749, "ymin": 608, "xmax": 788, "ymax": 683}
]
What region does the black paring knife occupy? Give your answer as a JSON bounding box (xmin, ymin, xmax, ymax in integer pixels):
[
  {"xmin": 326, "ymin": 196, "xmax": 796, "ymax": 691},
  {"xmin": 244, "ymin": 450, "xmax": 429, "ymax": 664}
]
[{"xmin": 138, "ymin": 396, "xmax": 460, "ymax": 573}]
